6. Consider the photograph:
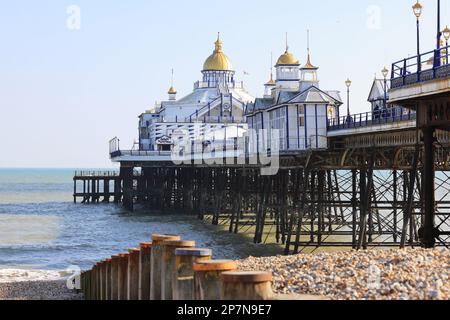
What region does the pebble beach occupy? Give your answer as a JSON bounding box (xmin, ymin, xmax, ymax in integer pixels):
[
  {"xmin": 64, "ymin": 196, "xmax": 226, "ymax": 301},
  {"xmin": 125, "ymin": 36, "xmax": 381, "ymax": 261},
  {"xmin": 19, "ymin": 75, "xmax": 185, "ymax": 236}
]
[
  {"xmin": 1, "ymin": 248, "xmax": 448, "ymax": 300},
  {"xmin": 238, "ymin": 248, "xmax": 450, "ymax": 300},
  {"xmin": 0, "ymin": 269, "xmax": 82, "ymax": 300}
]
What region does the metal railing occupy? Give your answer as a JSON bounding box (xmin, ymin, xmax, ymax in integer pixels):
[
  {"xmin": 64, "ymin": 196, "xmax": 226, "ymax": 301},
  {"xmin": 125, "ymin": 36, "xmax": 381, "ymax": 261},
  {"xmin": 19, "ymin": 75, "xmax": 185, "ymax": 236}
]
[
  {"xmin": 74, "ymin": 171, "xmax": 119, "ymax": 177},
  {"xmin": 391, "ymin": 45, "xmax": 450, "ymax": 89},
  {"xmin": 328, "ymin": 108, "xmax": 416, "ymax": 131}
]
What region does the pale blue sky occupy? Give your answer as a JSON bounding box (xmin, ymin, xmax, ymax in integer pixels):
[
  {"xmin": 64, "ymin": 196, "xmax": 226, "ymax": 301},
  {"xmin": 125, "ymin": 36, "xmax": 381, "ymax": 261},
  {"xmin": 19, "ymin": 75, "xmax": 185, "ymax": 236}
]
[{"xmin": 0, "ymin": 0, "xmax": 446, "ymax": 168}]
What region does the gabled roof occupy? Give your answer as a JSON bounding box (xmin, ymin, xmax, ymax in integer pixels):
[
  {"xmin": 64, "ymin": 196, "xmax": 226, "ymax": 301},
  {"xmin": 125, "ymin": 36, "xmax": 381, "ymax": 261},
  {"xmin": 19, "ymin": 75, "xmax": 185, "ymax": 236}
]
[
  {"xmin": 286, "ymin": 85, "xmax": 343, "ymax": 105},
  {"xmin": 245, "ymin": 98, "xmax": 274, "ymax": 115},
  {"xmin": 368, "ymin": 79, "xmax": 391, "ymax": 102}
]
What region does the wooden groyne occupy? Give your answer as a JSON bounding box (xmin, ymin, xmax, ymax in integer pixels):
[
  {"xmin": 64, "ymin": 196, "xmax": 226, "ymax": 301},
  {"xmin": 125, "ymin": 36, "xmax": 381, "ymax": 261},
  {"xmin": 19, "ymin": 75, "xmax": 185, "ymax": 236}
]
[{"xmin": 80, "ymin": 233, "xmax": 276, "ymax": 301}]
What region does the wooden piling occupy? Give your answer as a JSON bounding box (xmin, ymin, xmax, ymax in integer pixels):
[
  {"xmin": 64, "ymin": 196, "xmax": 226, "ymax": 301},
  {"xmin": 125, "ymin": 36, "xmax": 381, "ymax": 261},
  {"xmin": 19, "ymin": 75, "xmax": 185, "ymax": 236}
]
[
  {"xmin": 193, "ymin": 260, "xmax": 237, "ymax": 300},
  {"xmin": 128, "ymin": 248, "xmax": 140, "ymax": 300},
  {"xmin": 174, "ymin": 248, "xmax": 212, "ymax": 300},
  {"xmin": 110, "ymin": 255, "xmax": 120, "ymax": 300},
  {"xmin": 139, "ymin": 242, "xmax": 152, "ymax": 300},
  {"xmin": 160, "ymin": 240, "xmax": 196, "ymax": 300},
  {"xmin": 221, "ymin": 271, "xmax": 274, "ymax": 300},
  {"xmin": 150, "ymin": 234, "xmax": 181, "ymax": 300},
  {"xmin": 105, "ymin": 258, "xmax": 112, "ymax": 300},
  {"xmin": 117, "ymin": 253, "xmax": 129, "ymax": 300}
]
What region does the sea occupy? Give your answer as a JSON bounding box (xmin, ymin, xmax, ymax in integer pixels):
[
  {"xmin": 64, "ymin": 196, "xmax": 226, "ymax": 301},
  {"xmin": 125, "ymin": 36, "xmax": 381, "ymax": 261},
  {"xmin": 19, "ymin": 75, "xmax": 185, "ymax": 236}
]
[{"xmin": 0, "ymin": 168, "xmax": 242, "ymax": 282}]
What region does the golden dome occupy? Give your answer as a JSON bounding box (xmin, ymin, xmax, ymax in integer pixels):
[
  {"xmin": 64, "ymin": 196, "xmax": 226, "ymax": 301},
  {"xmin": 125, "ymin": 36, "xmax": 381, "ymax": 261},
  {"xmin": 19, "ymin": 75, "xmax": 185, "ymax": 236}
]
[
  {"xmin": 276, "ymin": 49, "xmax": 300, "ymax": 66},
  {"xmin": 168, "ymin": 86, "xmax": 177, "ymax": 94},
  {"xmin": 203, "ymin": 33, "xmax": 234, "ymax": 71},
  {"xmin": 301, "ymin": 54, "xmax": 318, "ymax": 70}
]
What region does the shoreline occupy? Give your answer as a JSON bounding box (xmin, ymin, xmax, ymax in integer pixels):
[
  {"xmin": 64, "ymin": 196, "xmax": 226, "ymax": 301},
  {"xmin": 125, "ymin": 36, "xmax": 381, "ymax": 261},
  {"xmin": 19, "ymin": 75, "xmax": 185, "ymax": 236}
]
[{"xmin": 1, "ymin": 247, "xmax": 448, "ymax": 300}]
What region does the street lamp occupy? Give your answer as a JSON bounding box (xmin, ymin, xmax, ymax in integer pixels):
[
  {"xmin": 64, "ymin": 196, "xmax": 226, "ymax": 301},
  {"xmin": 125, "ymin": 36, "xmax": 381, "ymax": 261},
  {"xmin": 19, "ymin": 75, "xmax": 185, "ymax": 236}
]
[
  {"xmin": 382, "ymin": 67, "xmax": 389, "ymax": 110},
  {"xmin": 412, "ymin": 1, "xmax": 423, "ymax": 72},
  {"xmin": 345, "ymin": 78, "xmax": 352, "ymax": 123},
  {"xmin": 443, "ymin": 25, "xmax": 450, "ymax": 64}
]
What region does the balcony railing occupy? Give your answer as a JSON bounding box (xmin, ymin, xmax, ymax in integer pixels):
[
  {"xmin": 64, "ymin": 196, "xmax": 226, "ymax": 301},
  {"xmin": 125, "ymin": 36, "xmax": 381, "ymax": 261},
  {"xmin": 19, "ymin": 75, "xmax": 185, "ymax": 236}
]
[
  {"xmin": 328, "ymin": 108, "xmax": 416, "ymax": 131},
  {"xmin": 391, "ymin": 45, "xmax": 450, "ymax": 89}
]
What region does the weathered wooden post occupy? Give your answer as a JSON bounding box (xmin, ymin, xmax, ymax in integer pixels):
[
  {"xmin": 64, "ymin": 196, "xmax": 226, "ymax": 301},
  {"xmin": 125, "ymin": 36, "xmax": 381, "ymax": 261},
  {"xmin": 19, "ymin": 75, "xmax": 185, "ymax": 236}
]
[
  {"xmin": 150, "ymin": 234, "xmax": 181, "ymax": 300},
  {"xmin": 139, "ymin": 242, "xmax": 152, "ymax": 300},
  {"xmin": 221, "ymin": 271, "xmax": 274, "ymax": 300},
  {"xmin": 105, "ymin": 258, "xmax": 112, "ymax": 300},
  {"xmin": 161, "ymin": 240, "xmax": 196, "ymax": 300},
  {"xmin": 85, "ymin": 270, "xmax": 91, "ymax": 300},
  {"xmin": 89, "ymin": 267, "xmax": 95, "ymax": 300},
  {"xmin": 92, "ymin": 263, "xmax": 99, "ymax": 300},
  {"xmin": 128, "ymin": 248, "xmax": 140, "ymax": 300},
  {"xmin": 100, "ymin": 261, "xmax": 107, "ymax": 300},
  {"xmin": 110, "ymin": 255, "xmax": 120, "ymax": 300},
  {"xmin": 118, "ymin": 253, "xmax": 129, "ymax": 300},
  {"xmin": 193, "ymin": 260, "xmax": 237, "ymax": 300},
  {"xmin": 174, "ymin": 248, "xmax": 212, "ymax": 300}
]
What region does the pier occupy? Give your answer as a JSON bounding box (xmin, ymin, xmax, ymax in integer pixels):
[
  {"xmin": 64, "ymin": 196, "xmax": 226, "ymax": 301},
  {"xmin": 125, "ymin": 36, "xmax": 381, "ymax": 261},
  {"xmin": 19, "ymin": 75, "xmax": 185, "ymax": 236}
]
[
  {"xmin": 73, "ymin": 171, "xmax": 122, "ymax": 204},
  {"xmin": 74, "ymin": 25, "xmax": 450, "ymax": 252}
]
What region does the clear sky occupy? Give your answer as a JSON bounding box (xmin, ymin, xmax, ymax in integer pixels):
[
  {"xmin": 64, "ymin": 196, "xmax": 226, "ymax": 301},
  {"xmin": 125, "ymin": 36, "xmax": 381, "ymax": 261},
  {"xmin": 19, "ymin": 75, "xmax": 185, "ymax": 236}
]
[{"xmin": 0, "ymin": 0, "xmax": 446, "ymax": 168}]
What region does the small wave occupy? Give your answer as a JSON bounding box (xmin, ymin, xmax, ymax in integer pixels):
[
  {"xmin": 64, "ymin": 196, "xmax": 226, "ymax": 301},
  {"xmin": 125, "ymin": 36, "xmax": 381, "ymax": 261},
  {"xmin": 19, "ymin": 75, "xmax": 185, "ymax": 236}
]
[{"xmin": 0, "ymin": 268, "xmax": 65, "ymax": 283}]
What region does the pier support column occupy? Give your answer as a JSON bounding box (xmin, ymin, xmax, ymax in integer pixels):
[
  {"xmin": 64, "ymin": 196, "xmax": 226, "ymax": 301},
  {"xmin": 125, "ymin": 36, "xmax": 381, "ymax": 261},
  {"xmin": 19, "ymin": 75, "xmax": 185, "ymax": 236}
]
[
  {"xmin": 421, "ymin": 127, "xmax": 437, "ymax": 248},
  {"xmin": 161, "ymin": 240, "xmax": 196, "ymax": 300},
  {"xmin": 121, "ymin": 166, "xmax": 134, "ymax": 211},
  {"xmin": 174, "ymin": 248, "xmax": 212, "ymax": 300}
]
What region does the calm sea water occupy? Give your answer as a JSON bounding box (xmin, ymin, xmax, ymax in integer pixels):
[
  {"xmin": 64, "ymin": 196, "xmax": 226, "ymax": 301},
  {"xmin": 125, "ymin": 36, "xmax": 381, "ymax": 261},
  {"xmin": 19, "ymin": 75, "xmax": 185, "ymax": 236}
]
[{"xmin": 0, "ymin": 169, "xmax": 240, "ymax": 271}]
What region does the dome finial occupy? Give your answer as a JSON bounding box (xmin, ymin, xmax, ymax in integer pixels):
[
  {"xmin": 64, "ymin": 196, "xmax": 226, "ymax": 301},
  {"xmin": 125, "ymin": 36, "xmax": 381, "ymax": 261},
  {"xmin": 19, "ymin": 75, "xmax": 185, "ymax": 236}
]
[
  {"xmin": 168, "ymin": 68, "xmax": 177, "ymax": 95},
  {"xmin": 214, "ymin": 32, "xmax": 223, "ymax": 53},
  {"xmin": 302, "ymin": 29, "xmax": 318, "ymax": 70},
  {"xmin": 285, "ymin": 32, "xmax": 289, "ymax": 52}
]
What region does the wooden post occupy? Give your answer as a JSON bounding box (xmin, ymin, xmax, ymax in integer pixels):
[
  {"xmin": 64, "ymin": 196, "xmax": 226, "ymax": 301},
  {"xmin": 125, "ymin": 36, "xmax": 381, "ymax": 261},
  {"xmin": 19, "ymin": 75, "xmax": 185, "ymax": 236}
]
[
  {"xmin": 221, "ymin": 271, "xmax": 274, "ymax": 300},
  {"xmin": 118, "ymin": 253, "xmax": 129, "ymax": 300},
  {"xmin": 174, "ymin": 248, "xmax": 212, "ymax": 300},
  {"xmin": 150, "ymin": 234, "xmax": 181, "ymax": 300},
  {"xmin": 110, "ymin": 255, "xmax": 120, "ymax": 300},
  {"xmin": 139, "ymin": 242, "xmax": 152, "ymax": 300},
  {"xmin": 128, "ymin": 248, "xmax": 140, "ymax": 300},
  {"xmin": 161, "ymin": 240, "xmax": 196, "ymax": 300},
  {"xmin": 105, "ymin": 259, "xmax": 112, "ymax": 300},
  {"xmin": 193, "ymin": 260, "xmax": 237, "ymax": 300}
]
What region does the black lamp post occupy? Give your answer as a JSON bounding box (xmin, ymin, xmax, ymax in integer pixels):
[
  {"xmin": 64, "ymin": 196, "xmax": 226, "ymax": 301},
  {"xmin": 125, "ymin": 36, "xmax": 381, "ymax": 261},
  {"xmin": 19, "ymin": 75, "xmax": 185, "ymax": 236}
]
[
  {"xmin": 412, "ymin": 1, "xmax": 423, "ymax": 72},
  {"xmin": 437, "ymin": 0, "xmax": 441, "ymax": 50},
  {"xmin": 345, "ymin": 78, "xmax": 352, "ymax": 123}
]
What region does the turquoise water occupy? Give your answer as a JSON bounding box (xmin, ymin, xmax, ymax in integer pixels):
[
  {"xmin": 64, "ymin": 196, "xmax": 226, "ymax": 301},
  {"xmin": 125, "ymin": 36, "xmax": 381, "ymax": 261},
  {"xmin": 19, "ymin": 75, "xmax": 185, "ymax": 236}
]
[{"xmin": 0, "ymin": 169, "xmax": 239, "ymax": 271}]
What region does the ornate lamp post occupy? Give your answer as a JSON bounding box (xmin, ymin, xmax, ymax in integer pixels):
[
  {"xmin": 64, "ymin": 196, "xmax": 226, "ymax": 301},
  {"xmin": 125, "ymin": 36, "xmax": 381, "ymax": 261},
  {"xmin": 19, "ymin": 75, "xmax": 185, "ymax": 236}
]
[
  {"xmin": 381, "ymin": 67, "xmax": 389, "ymax": 110},
  {"xmin": 443, "ymin": 25, "xmax": 450, "ymax": 64},
  {"xmin": 345, "ymin": 78, "xmax": 352, "ymax": 123},
  {"xmin": 412, "ymin": 1, "xmax": 423, "ymax": 72}
]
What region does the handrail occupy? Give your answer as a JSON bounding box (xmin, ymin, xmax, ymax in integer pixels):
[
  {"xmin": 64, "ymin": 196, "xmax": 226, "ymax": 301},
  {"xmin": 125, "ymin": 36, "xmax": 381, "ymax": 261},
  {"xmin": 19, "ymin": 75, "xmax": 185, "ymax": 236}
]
[
  {"xmin": 74, "ymin": 171, "xmax": 119, "ymax": 177},
  {"xmin": 328, "ymin": 108, "xmax": 416, "ymax": 131},
  {"xmin": 391, "ymin": 45, "xmax": 450, "ymax": 88}
]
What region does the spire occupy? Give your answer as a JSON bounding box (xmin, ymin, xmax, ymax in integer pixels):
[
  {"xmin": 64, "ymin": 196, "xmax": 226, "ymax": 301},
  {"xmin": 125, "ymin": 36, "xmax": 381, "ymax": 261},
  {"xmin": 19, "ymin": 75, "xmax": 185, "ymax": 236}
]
[
  {"xmin": 285, "ymin": 32, "xmax": 289, "ymax": 52},
  {"xmin": 302, "ymin": 29, "xmax": 318, "ymax": 70},
  {"xmin": 265, "ymin": 52, "xmax": 275, "ymax": 86},
  {"xmin": 168, "ymin": 68, "xmax": 177, "ymax": 99},
  {"xmin": 214, "ymin": 32, "xmax": 223, "ymax": 53}
]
